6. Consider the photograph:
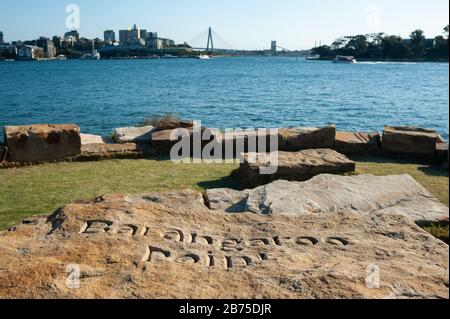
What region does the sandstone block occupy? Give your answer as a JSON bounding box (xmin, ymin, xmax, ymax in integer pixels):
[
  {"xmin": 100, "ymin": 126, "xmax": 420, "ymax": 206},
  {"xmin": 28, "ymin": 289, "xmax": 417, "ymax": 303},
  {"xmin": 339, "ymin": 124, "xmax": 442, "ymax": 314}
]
[
  {"xmin": 382, "ymin": 126, "xmax": 438, "ymax": 158},
  {"xmin": 239, "ymin": 149, "xmax": 355, "ymax": 186},
  {"xmin": 279, "ymin": 125, "xmax": 336, "ymax": 151},
  {"xmin": 4, "ymin": 124, "xmax": 81, "ymax": 163},
  {"xmin": 112, "ymin": 126, "xmax": 155, "ymax": 144},
  {"xmin": 335, "ymin": 131, "xmax": 381, "ymax": 156}
]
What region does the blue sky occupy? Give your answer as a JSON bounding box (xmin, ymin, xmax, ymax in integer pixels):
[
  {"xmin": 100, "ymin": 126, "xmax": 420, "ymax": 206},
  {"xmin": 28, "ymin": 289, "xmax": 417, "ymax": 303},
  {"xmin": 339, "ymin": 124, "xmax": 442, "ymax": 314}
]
[{"xmin": 0, "ymin": 0, "xmax": 448, "ymax": 49}]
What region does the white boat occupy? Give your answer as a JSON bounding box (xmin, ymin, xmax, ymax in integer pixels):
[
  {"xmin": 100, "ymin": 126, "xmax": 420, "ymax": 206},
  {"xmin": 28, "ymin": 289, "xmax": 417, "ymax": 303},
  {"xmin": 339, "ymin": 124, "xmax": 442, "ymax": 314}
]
[
  {"xmin": 333, "ymin": 55, "xmax": 357, "ymax": 63},
  {"xmin": 197, "ymin": 54, "xmax": 211, "ymax": 60},
  {"xmin": 81, "ymin": 40, "xmax": 101, "ymax": 60},
  {"xmin": 306, "ymin": 54, "xmax": 321, "ymax": 61},
  {"xmin": 162, "ymin": 54, "xmax": 177, "ymax": 59}
]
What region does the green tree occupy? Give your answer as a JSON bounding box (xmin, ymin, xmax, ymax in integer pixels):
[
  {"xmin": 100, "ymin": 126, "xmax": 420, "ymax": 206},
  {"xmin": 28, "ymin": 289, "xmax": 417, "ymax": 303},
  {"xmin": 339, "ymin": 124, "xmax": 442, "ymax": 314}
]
[
  {"xmin": 409, "ymin": 29, "xmax": 426, "ymax": 58},
  {"xmin": 312, "ymin": 45, "xmax": 333, "ymax": 58},
  {"xmin": 331, "ymin": 37, "xmax": 348, "ymax": 50},
  {"xmin": 429, "ymin": 35, "xmax": 449, "ymax": 60},
  {"xmin": 345, "ymin": 35, "xmax": 369, "ymax": 58},
  {"xmin": 444, "ymin": 25, "xmax": 449, "ymax": 40},
  {"xmin": 382, "ymin": 36, "xmax": 411, "ymax": 59}
]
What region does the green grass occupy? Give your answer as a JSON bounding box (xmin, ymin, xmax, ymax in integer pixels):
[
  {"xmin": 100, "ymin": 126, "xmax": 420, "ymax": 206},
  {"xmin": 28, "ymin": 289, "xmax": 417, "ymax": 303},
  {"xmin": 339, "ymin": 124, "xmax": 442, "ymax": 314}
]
[
  {"xmin": 0, "ymin": 157, "xmax": 448, "ymax": 242},
  {"xmin": 0, "ymin": 158, "xmax": 239, "ymax": 230}
]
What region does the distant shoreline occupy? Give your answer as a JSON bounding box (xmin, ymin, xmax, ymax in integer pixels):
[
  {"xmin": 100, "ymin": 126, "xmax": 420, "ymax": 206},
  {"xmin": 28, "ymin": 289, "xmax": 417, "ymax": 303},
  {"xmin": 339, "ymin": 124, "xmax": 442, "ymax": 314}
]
[{"xmin": 1, "ymin": 56, "xmax": 449, "ymax": 63}]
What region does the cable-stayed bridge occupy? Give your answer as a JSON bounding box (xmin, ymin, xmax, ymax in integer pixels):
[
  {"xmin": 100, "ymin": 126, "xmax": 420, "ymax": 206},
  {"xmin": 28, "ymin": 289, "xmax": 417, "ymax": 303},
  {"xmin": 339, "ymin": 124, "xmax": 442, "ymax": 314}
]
[
  {"xmin": 187, "ymin": 27, "xmax": 237, "ymax": 52},
  {"xmin": 187, "ymin": 27, "xmax": 304, "ymax": 55}
]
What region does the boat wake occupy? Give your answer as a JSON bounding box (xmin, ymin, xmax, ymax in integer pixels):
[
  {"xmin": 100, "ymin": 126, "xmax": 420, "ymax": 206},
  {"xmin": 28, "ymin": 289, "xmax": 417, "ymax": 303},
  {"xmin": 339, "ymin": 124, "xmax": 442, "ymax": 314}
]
[{"xmin": 357, "ymin": 61, "xmax": 418, "ymax": 65}]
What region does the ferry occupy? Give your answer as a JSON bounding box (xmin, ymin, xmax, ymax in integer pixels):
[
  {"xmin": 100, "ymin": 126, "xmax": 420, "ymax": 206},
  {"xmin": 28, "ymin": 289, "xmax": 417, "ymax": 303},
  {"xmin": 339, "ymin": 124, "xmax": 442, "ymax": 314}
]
[{"xmin": 333, "ymin": 55, "xmax": 357, "ymax": 63}]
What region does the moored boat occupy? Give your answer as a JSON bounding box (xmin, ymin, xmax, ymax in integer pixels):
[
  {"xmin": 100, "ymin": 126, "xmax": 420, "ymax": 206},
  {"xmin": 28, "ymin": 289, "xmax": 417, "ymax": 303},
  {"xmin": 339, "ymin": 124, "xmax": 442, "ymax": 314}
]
[{"xmin": 306, "ymin": 54, "xmax": 321, "ymax": 61}]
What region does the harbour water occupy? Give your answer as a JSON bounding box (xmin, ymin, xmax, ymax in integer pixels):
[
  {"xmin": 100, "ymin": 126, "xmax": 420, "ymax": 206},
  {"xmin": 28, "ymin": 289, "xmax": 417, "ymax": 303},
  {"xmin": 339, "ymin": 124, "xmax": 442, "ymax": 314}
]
[{"xmin": 0, "ymin": 57, "xmax": 448, "ymax": 142}]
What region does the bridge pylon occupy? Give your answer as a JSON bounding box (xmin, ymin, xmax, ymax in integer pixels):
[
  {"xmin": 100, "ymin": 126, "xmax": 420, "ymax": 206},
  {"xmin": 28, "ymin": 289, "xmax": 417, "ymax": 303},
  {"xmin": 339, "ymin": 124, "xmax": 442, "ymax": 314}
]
[{"xmin": 206, "ymin": 27, "xmax": 214, "ymax": 52}]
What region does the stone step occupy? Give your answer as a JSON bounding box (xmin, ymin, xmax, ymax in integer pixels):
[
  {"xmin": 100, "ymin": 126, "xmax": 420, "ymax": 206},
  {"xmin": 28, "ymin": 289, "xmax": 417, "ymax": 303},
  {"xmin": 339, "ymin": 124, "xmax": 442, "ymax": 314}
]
[{"xmin": 239, "ymin": 149, "xmax": 356, "ymax": 186}]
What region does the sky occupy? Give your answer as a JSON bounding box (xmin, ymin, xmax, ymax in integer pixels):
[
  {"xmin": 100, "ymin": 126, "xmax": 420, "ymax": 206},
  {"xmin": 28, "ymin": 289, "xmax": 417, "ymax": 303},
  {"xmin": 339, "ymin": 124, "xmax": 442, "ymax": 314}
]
[{"xmin": 0, "ymin": 0, "xmax": 449, "ymax": 50}]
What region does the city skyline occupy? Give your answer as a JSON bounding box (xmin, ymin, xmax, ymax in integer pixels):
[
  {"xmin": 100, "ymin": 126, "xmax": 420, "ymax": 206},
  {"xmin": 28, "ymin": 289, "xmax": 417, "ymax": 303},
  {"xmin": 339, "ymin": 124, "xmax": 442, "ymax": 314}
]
[{"xmin": 0, "ymin": 0, "xmax": 449, "ymax": 50}]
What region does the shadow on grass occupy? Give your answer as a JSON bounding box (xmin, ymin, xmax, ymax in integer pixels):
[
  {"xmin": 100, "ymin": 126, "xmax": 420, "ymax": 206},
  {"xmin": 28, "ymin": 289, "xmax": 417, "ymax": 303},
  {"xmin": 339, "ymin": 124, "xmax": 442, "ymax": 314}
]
[
  {"xmin": 418, "ymin": 166, "xmax": 449, "ymax": 178},
  {"xmin": 350, "ymin": 155, "xmax": 431, "ymax": 165},
  {"xmin": 197, "ymin": 169, "xmax": 245, "ymax": 191}
]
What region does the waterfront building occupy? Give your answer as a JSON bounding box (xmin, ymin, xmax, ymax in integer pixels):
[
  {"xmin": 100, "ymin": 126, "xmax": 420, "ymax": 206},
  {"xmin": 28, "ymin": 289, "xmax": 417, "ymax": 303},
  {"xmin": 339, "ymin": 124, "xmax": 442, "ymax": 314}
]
[
  {"xmin": 146, "ymin": 36, "xmax": 176, "ymax": 50},
  {"xmin": 0, "ymin": 31, "xmax": 3, "ymax": 44},
  {"xmin": 64, "ymin": 30, "xmax": 80, "ymax": 41},
  {"xmin": 63, "ymin": 30, "xmax": 80, "ymax": 47},
  {"xmin": 36, "ymin": 37, "xmax": 56, "ymax": 58},
  {"xmin": 0, "ymin": 44, "xmax": 17, "ymax": 59},
  {"xmin": 17, "ymin": 45, "xmax": 45, "ymax": 60},
  {"xmin": 52, "ymin": 36, "xmax": 62, "ymax": 51},
  {"xmin": 104, "ymin": 30, "xmax": 116, "ymax": 43},
  {"xmin": 119, "ymin": 25, "xmax": 147, "ymax": 46}
]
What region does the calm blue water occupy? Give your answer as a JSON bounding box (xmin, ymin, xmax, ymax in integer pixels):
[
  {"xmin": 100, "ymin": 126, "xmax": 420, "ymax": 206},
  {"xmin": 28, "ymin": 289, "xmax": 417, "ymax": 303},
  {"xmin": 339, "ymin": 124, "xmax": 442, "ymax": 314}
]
[{"xmin": 0, "ymin": 57, "xmax": 448, "ymax": 142}]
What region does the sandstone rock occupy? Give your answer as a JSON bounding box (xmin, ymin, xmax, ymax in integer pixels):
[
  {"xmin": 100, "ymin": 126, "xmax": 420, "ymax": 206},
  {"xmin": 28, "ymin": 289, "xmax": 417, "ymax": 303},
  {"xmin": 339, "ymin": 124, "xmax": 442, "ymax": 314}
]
[
  {"xmin": 151, "ymin": 127, "xmax": 221, "ymax": 157},
  {"xmin": 80, "ymin": 133, "xmax": 107, "ymax": 145},
  {"xmin": 154, "ymin": 120, "xmax": 194, "ymax": 132},
  {"xmin": 151, "ymin": 129, "xmax": 189, "ymax": 155},
  {"xmin": 206, "ymin": 174, "xmax": 449, "ymax": 224},
  {"xmin": 112, "ymin": 126, "xmax": 155, "ymax": 144},
  {"xmin": 382, "ymin": 126, "xmax": 438, "ymax": 159},
  {"xmin": 220, "ymin": 129, "xmax": 281, "ymax": 159},
  {"xmin": 279, "ymin": 125, "xmax": 336, "ymax": 151},
  {"xmin": 79, "ymin": 143, "xmax": 150, "ymax": 160},
  {"xmin": 436, "ymin": 141, "xmax": 449, "ymax": 164},
  {"xmin": 0, "ymin": 189, "xmax": 448, "ymax": 299},
  {"xmin": 4, "ymin": 124, "xmax": 81, "ymax": 163},
  {"xmin": 335, "ymin": 131, "xmax": 381, "ymax": 156},
  {"xmin": 239, "ymin": 149, "xmax": 355, "ymax": 186}
]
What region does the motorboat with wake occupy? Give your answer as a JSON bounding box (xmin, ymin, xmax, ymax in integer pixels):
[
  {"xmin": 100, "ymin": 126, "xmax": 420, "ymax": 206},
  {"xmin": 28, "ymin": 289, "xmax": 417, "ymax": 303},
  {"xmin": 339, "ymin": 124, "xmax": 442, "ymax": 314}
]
[
  {"xmin": 197, "ymin": 54, "xmax": 211, "ymax": 60},
  {"xmin": 332, "ymin": 55, "xmax": 357, "ymax": 63}
]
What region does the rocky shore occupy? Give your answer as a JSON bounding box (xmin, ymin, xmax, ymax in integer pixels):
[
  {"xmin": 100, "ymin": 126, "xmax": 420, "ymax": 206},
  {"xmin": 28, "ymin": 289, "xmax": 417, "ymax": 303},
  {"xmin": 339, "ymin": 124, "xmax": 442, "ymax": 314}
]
[
  {"xmin": 0, "ymin": 121, "xmax": 448, "ymax": 299},
  {"xmin": 0, "ymin": 122, "xmax": 448, "ymax": 168}
]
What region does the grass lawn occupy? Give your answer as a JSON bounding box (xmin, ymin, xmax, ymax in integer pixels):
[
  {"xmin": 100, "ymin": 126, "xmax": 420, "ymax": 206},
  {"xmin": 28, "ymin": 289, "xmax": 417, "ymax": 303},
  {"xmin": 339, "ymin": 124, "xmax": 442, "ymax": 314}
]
[{"xmin": 0, "ymin": 156, "xmax": 448, "ymax": 240}]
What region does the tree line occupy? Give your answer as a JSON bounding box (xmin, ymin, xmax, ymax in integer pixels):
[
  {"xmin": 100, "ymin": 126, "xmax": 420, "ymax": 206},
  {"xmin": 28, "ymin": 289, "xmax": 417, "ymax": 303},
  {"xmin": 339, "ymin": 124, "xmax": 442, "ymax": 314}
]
[{"xmin": 312, "ymin": 25, "xmax": 449, "ymax": 61}]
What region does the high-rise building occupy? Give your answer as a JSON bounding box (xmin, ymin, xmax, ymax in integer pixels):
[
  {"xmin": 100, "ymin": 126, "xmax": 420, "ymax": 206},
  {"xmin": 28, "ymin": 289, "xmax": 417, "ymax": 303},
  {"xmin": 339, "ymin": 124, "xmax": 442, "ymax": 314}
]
[
  {"xmin": 0, "ymin": 31, "xmax": 4, "ymax": 44},
  {"xmin": 119, "ymin": 25, "xmax": 147, "ymax": 45},
  {"xmin": 64, "ymin": 30, "xmax": 80, "ymax": 41},
  {"xmin": 52, "ymin": 36, "xmax": 62, "ymax": 51},
  {"xmin": 104, "ymin": 30, "xmax": 116, "ymax": 43}
]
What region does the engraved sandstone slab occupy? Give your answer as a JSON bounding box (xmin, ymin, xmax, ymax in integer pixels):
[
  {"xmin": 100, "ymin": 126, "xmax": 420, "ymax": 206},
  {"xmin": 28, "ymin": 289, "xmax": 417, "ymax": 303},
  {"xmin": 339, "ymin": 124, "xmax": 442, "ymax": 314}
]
[
  {"xmin": 206, "ymin": 174, "xmax": 449, "ymax": 224},
  {"xmin": 0, "ymin": 187, "xmax": 448, "ymax": 299}
]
